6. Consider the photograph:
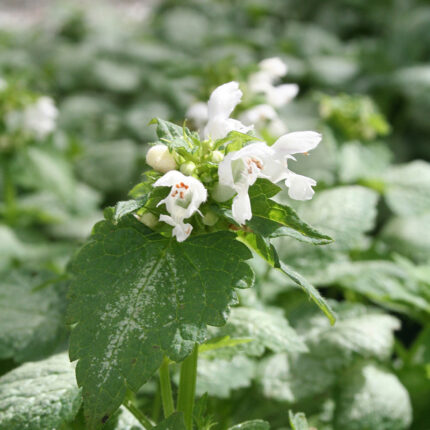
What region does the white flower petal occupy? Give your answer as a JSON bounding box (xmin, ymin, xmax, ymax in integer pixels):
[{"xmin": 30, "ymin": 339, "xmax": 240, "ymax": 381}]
[
  {"xmin": 285, "ymin": 172, "xmax": 317, "ymax": 200},
  {"xmin": 248, "ymin": 71, "xmax": 273, "ymax": 94},
  {"xmin": 232, "ymin": 191, "xmax": 252, "ymax": 225},
  {"xmin": 153, "ymin": 169, "xmax": 183, "ymax": 187},
  {"xmin": 267, "ymin": 117, "xmax": 287, "ymax": 137},
  {"xmin": 186, "ymin": 102, "xmax": 208, "ymax": 130},
  {"xmin": 259, "ymin": 57, "xmax": 288, "ymax": 79},
  {"xmin": 207, "ymin": 81, "xmax": 242, "ymax": 120},
  {"xmin": 204, "ymin": 116, "xmax": 252, "ymax": 140},
  {"xmin": 173, "ymin": 222, "xmax": 193, "ymax": 242},
  {"xmin": 266, "ymin": 84, "xmax": 299, "ymax": 107},
  {"xmin": 24, "ymin": 97, "xmax": 58, "ymax": 138},
  {"xmin": 240, "ymin": 104, "xmax": 277, "ymax": 126},
  {"xmin": 154, "ymin": 171, "xmax": 207, "ymax": 241},
  {"xmin": 272, "ymin": 131, "xmax": 322, "ymax": 156}
]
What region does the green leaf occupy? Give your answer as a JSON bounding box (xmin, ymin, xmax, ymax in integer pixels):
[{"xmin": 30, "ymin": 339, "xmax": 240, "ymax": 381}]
[
  {"xmin": 239, "ymin": 232, "xmax": 336, "ymax": 325},
  {"xmin": 288, "ymin": 411, "xmax": 309, "ymax": 430},
  {"xmin": 338, "ymin": 141, "xmax": 391, "ymax": 184},
  {"xmin": 382, "ymin": 161, "xmax": 430, "ymax": 216},
  {"xmin": 318, "ymin": 260, "xmax": 430, "ymax": 316},
  {"xmin": 15, "ymin": 147, "xmax": 75, "ymax": 201},
  {"xmin": 259, "ymin": 352, "xmax": 337, "ymax": 403},
  {"xmin": 410, "ymin": 325, "xmax": 430, "ymax": 367},
  {"xmin": 153, "ymin": 412, "xmax": 186, "ymax": 430},
  {"xmin": 228, "ymin": 420, "xmax": 270, "ymax": 430},
  {"xmin": 150, "ymin": 118, "xmax": 189, "ymax": 141},
  {"xmin": 217, "ymin": 131, "xmax": 260, "ymax": 153},
  {"xmin": 208, "ymin": 306, "xmax": 307, "ymax": 357},
  {"xmin": 259, "ymin": 303, "xmax": 400, "ymax": 402},
  {"xmin": 270, "ymin": 186, "xmax": 380, "ymax": 281},
  {"xmin": 76, "ymin": 140, "xmax": 139, "ymax": 193},
  {"xmin": 0, "ymin": 270, "xmax": 66, "ymax": 363},
  {"xmin": 110, "ymin": 197, "xmax": 149, "ymax": 223},
  {"xmin": 0, "ymin": 353, "xmax": 82, "ymax": 430},
  {"xmin": 0, "ymin": 225, "xmax": 75, "ymax": 270},
  {"xmin": 334, "ymin": 363, "xmax": 412, "ymax": 430},
  {"xmin": 193, "ymin": 355, "xmax": 255, "ymax": 398},
  {"xmin": 199, "ymin": 336, "xmax": 252, "ymax": 355},
  {"xmin": 300, "ymin": 303, "xmax": 400, "ymax": 364},
  {"xmin": 247, "ymin": 180, "xmax": 333, "ymax": 245},
  {"xmin": 149, "ymin": 118, "xmax": 194, "ymax": 155},
  {"xmin": 381, "ymin": 213, "xmax": 430, "ymax": 262},
  {"xmin": 68, "ymin": 215, "xmax": 254, "ymax": 429},
  {"xmin": 295, "ymin": 186, "xmax": 379, "ymax": 251}
]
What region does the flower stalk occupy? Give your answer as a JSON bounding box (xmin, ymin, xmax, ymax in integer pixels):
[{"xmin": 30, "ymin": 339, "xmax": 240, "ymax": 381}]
[
  {"xmin": 177, "ymin": 344, "xmax": 199, "ymax": 430},
  {"xmin": 159, "ymin": 357, "xmax": 175, "ymax": 418}
]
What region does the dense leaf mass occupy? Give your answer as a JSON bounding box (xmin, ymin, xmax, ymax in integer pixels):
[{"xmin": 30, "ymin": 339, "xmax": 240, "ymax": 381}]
[{"xmin": 0, "ymin": 353, "xmax": 82, "ymax": 430}]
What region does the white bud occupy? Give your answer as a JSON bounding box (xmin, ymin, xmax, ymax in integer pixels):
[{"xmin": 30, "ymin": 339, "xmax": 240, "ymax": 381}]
[
  {"xmin": 146, "ymin": 144, "xmax": 177, "ymax": 173},
  {"xmin": 180, "ymin": 161, "xmax": 196, "ymax": 176},
  {"xmin": 211, "ymin": 150, "xmax": 224, "ymax": 163},
  {"xmin": 138, "ymin": 212, "xmax": 158, "ymax": 229},
  {"xmin": 202, "ymin": 211, "xmax": 219, "ymax": 226}
]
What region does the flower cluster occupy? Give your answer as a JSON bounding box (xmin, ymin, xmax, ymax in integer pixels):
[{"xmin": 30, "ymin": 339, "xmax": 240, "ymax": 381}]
[
  {"xmin": 187, "ymin": 57, "xmax": 298, "ymax": 139},
  {"xmin": 144, "ymin": 80, "xmax": 320, "ymax": 242},
  {"xmin": 240, "ymin": 57, "xmax": 299, "ymax": 137},
  {"xmin": 1, "ymin": 79, "xmax": 58, "ymax": 143},
  {"xmin": 23, "ymin": 97, "xmax": 58, "ymax": 139}
]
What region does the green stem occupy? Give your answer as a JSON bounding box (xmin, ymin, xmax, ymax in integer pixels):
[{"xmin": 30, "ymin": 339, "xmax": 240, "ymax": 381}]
[
  {"xmin": 159, "ymin": 357, "xmax": 175, "ymax": 418},
  {"xmin": 152, "ymin": 382, "xmax": 162, "ymax": 422},
  {"xmin": 177, "ymin": 344, "xmax": 198, "ymax": 430},
  {"xmin": 124, "ymin": 399, "xmax": 155, "ymax": 429}
]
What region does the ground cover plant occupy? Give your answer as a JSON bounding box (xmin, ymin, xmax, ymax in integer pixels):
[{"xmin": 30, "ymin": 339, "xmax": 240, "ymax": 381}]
[{"xmin": 0, "ymin": 1, "xmax": 429, "ymax": 430}]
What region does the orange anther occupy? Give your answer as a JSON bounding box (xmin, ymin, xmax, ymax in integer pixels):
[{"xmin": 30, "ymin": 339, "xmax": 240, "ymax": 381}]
[
  {"xmin": 180, "ymin": 191, "xmax": 184, "ymax": 198},
  {"xmin": 176, "ymin": 184, "xmax": 180, "ymax": 188},
  {"xmin": 184, "ymin": 184, "xmax": 189, "ymax": 189}
]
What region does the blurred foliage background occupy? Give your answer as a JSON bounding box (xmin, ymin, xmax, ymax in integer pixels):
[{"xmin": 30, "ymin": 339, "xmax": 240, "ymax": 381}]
[{"xmin": 0, "ymin": 1, "xmax": 429, "ymax": 429}]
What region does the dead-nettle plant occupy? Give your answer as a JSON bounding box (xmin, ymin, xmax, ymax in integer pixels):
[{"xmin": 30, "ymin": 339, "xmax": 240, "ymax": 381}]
[{"xmin": 67, "ymin": 80, "xmax": 335, "ymax": 429}]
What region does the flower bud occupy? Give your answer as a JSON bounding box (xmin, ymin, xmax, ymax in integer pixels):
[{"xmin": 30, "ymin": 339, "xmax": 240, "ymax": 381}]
[
  {"xmin": 138, "ymin": 212, "xmax": 158, "ymax": 229},
  {"xmin": 202, "ymin": 211, "xmax": 219, "ymax": 226},
  {"xmin": 212, "ymin": 182, "xmax": 235, "ymax": 202},
  {"xmin": 146, "ymin": 144, "xmax": 177, "ymax": 173},
  {"xmin": 211, "ymin": 150, "xmax": 224, "ymax": 163},
  {"xmin": 180, "ymin": 161, "xmax": 196, "ymax": 176},
  {"xmin": 200, "ymin": 172, "xmax": 213, "ymax": 183}
]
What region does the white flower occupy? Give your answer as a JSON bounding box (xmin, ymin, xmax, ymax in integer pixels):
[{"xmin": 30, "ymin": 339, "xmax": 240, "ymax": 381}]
[
  {"xmin": 271, "ymin": 131, "xmax": 321, "ymax": 200},
  {"xmin": 218, "ymin": 143, "xmax": 280, "ymax": 225},
  {"xmin": 146, "ymin": 144, "xmax": 177, "ymax": 173},
  {"xmin": 24, "ymin": 96, "xmax": 58, "ymax": 138},
  {"xmin": 265, "ymin": 84, "xmax": 299, "ymax": 108},
  {"xmin": 240, "ymin": 104, "xmax": 287, "ymax": 138},
  {"xmin": 186, "ymin": 101, "xmax": 208, "ymax": 132},
  {"xmin": 240, "ymin": 104, "xmax": 277, "ymax": 126},
  {"xmin": 267, "ymin": 117, "xmax": 287, "ymax": 137},
  {"xmin": 218, "ymin": 131, "xmax": 321, "ymax": 224},
  {"xmin": 259, "ymin": 57, "xmax": 288, "ymax": 79},
  {"xmin": 203, "ymin": 81, "xmax": 252, "ymax": 140},
  {"xmin": 248, "ymin": 57, "xmax": 299, "ymax": 108},
  {"xmin": 154, "ymin": 170, "xmax": 207, "ymax": 242}
]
